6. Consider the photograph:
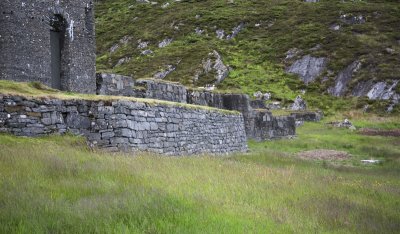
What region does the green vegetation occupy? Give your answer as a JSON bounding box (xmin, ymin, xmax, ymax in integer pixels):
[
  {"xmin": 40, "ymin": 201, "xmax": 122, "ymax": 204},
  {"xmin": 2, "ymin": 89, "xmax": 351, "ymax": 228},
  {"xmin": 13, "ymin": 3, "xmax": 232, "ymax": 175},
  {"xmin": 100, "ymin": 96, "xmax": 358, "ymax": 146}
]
[
  {"xmin": 1, "ymin": 115, "xmax": 399, "ymax": 233},
  {"xmin": 95, "ymin": 0, "xmax": 400, "ymax": 113},
  {"xmin": 0, "ymin": 80, "xmax": 239, "ymax": 115}
]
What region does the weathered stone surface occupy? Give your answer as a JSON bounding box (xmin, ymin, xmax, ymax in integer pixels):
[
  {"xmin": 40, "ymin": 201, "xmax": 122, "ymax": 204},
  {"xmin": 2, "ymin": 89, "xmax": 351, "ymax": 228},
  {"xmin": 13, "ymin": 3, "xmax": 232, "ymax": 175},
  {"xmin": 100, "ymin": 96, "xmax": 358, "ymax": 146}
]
[
  {"xmin": 367, "ymin": 81, "xmax": 398, "ymax": 100},
  {"xmin": 0, "ymin": 95, "xmax": 247, "ymax": 155},
  {"xmin": 135, "ymin": 79, "xmax": 187, "ymax": 103},
  {"xmin": 290, "ymin": 111, "xmax": 323, "ymax": 122},
  {"xmin": 290, "ymin": 96, "xmax": 307, "ymax": 111},
  {"xmin": 0, "ymin": 0, "xmax": 96, "ymax": 93},
  {"xmin": 96, "ymin": 75, "xmax": 297, "ymax": 141},
  {"xmin": 245, "ymin": 110, "xmax": 296, "ymax": 141},
  {"xmin": 287, "ymin": 55, "xmax": 327, "ymax": 84},
  {"xmin": 329, "ymin": 61, "xmax": 361, "ymax": 97},
  {"xmin": 96, "ymin": 73, "xmax": 135, "ymax": 96}
]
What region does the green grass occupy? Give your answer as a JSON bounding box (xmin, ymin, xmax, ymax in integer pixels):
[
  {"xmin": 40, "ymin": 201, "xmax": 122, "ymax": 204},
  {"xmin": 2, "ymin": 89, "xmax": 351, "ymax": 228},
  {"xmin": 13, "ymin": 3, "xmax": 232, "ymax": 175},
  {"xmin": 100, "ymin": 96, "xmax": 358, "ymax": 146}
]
[
  {"xmin": 95, "ymin": 0, "xmax": 400, "ymax": 114},
  {"xmin": 1, "ymin": 117, "xmax": 399, "ymax": 233}
]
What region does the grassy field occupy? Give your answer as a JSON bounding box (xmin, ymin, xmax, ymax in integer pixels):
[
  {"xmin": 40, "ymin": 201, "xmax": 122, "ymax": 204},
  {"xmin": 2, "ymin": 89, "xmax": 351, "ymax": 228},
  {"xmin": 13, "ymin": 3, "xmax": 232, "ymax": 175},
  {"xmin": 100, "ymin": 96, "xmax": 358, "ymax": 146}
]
[{"xmin": 0, "ymin": 114, "xmax": 399, "ymax": 233}]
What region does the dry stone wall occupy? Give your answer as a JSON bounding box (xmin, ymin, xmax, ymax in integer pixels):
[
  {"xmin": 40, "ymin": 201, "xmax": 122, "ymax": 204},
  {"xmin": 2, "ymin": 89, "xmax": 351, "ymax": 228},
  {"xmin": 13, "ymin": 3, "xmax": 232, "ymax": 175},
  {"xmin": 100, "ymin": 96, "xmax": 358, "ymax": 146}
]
[
  {"xmin": 0, "ymin": 95, "xmax": 247, "ymax": 155},
  {"xmin": 95, "ymin": 74, "xmax": 297, "ymax": 140},
  {"xmin": 136, "ymin": 79, "xmax": 187, "ymax": 103},
  {"xmin": 96, "ymin": 73, "xmax": 136, "ymax": 96}
]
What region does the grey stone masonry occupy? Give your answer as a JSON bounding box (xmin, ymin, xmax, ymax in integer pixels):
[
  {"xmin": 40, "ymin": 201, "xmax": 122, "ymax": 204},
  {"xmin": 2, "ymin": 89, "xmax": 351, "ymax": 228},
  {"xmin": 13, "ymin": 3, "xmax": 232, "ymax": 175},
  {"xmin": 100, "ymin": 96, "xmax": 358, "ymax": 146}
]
[
  {"xmin": 0, "ymin": 0, "xmax": 96, "ymax": 93},
  {"xmin": 96, "ymin": 73, "xmax": 135, "ymax": 96},
  {"xmin": 245, "ymin": 110, "xmax": 296, "ymax": 140},
  {"xmin": 135, "ymin": 79, "xmax": 188, "ymax": 103},
  {"xmin": 96, "ymin": 75, "xmax": 188, "ymax": 103},
  {"xmin": 290, "ymin": 111, "xmax": 323, "ymax": 122},
  {"xmin": 0, "ymin": 95, "xmax": 248, "ymax": 155},
  {"xmin": 96, "ymin": 75, "xmax": 297, "ymax": 140}
]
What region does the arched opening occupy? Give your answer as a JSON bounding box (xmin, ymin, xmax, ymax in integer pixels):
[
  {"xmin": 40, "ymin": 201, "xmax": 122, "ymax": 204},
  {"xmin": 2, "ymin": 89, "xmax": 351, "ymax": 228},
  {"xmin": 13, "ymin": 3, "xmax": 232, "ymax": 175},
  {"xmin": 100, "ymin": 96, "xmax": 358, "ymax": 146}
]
[{"xmin": 49, "ymin": 14, "xmax": 66, "ymax": 90}]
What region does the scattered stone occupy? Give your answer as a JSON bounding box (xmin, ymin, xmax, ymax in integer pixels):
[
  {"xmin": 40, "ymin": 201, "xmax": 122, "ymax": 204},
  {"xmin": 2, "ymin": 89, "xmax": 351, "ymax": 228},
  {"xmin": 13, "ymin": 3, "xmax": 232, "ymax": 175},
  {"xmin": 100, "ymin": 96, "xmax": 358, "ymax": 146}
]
[
  {"xmin": 216, "ymin": 29, "xmax": 225, "ymax": 39},
  {"xmin": 158, "ymin": 38, "xmax": 173, "ymax": 48},
  {"xmin": 226, "ymin": 22, "xmax": 245, "ymax": 40},
  {"xmin": 141, "ymin": 50, "xmax": 153, "ymax": 56},
  {"xmin": 195, "ymin": 50, "xmax": 230, "ymax": 84},
  {"xmin": 361, "ymin": 159, "xmax": 381, "ymax": 164},
  {"xmin": 137, "ymin": 40, "xmax": 149, "ymax": 49},
  {"xmin": 153, "ymin": 65, "xmax": 176, "ymax": 79},
  {"xmin": 385, "ymin": 48, "xmax": 395, "ymax": 54},
  {"xmin": 340, "ymin": 13, "xmax": 366, "ymax": 25},
  {"xmin": 290, "ymin": 96, "xmax": 307, "ymax": 111},
  {"xmin": 195, "ymin": 27, "xmax": 204, "ymax": 35},
  {"xmin": 109, "ymin": 35, "xmax": 133, "ymax": 54},
  {"xmin": 114, "ymin": 57, "xmax": 131, "ymax": 67},
  {"xmin": 161, "ymin": 2, "xmax": 170, "ymax": 8},
  {"xmin": 329, "ymin": 24, "xmax": 341, "ymax": 31},
  {"xmin": 253, "ymin": 91, "xmax": 263, "ymax": 99},
  {"xmin": 266, "ymin": 102, "xmax": 281, "ymax": 110},
  {"xmin": 326, "ymin": 119, "xmax": 354, "ymax": 129}
]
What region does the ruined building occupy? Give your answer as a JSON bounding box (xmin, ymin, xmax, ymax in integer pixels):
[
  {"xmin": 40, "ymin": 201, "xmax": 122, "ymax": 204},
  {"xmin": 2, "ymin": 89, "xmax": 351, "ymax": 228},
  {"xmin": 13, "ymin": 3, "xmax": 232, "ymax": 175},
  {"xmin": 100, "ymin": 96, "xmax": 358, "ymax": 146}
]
[{"xmin": 0, "ymin": 0, "xmax": 96, "ymax": 93}]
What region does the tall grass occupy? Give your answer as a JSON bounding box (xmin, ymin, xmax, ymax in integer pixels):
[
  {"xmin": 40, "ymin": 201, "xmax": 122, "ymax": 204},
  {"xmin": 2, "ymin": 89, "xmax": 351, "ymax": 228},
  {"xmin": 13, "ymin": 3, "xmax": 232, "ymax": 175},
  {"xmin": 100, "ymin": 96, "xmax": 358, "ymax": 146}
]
[{"xmin": 0, "ymin": 118, "xmax": 399, "ymax": 233}]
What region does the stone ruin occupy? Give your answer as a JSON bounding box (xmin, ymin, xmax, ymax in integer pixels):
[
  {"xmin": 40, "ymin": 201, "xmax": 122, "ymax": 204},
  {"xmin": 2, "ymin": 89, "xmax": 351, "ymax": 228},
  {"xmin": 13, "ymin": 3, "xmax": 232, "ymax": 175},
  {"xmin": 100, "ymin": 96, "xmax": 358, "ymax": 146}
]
[
  {"xmin": 0, "ymin": 1, "xmax": 304, "ymax": 155},
  {"xmin": 0, "ymin": 0, "xmax": 96, "ymax": 93},
  {"xmin": 97, "ymin": 74, "xmax": 297, "ymax": 141}
]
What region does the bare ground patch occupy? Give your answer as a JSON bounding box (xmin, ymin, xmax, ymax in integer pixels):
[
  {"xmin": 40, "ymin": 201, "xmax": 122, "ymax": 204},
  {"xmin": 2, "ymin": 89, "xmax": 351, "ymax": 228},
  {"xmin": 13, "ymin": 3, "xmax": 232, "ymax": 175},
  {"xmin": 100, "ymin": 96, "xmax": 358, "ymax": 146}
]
[
  {"xmin": 358, "ymin": 128, "xmax": 400, "ymax": 137},
  {"xmin": 296, "ymin": 149, "xmax": 350, "ymax": 161}
]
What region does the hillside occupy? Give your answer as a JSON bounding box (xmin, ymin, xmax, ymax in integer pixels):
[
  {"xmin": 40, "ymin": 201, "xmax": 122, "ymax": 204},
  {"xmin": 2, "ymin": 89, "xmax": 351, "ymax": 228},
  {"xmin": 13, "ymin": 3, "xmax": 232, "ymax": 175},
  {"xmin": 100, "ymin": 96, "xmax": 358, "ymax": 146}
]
[{"xmin": 95, "ymin": 0, "xmax": 400, "ymax": 113}]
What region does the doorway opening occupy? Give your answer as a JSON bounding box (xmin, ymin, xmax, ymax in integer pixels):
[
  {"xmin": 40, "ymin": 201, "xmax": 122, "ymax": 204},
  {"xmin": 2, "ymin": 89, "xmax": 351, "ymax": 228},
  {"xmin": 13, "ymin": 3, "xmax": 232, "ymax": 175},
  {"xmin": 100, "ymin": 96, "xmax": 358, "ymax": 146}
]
[{"xmin": 50, "ymin": 14, "xmax": 66, "ymax": 90}]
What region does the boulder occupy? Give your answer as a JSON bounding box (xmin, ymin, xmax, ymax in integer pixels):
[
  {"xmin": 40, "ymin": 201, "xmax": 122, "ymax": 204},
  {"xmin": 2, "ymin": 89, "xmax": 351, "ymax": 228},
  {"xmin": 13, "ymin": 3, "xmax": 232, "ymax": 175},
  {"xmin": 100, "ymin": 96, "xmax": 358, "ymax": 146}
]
[
  {"xmin": 290, "ymin": 96, "xmax": 307, "ymax": 111},
  {"xmin": 287, "ymin": 55, "xmax": 327, "ymax": 84}
]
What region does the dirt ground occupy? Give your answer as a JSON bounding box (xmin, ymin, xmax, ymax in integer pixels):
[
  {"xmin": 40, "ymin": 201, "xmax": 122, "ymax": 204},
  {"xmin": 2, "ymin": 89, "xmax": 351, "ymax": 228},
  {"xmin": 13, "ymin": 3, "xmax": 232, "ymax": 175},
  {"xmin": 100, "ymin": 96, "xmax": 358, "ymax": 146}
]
[
  {"xmin": 296, "ymin": 149, "xmax": 350, "ymax": 160},
  {"xmin": 358, "ymin": 128, "xmax": 400, "ymax": 137}
]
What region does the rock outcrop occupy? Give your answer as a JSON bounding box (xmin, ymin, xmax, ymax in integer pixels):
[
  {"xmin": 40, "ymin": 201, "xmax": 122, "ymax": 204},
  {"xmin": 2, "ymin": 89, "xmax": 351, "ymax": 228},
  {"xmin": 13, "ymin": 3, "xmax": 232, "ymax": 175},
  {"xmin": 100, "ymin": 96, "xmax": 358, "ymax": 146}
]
[
  {"xmin": 329, "ymin": 61, "xmax": 361, "ymax": 96},
  {"xmin": 287, "ymin": 55, "xmax": 327, "ymax": 84}
]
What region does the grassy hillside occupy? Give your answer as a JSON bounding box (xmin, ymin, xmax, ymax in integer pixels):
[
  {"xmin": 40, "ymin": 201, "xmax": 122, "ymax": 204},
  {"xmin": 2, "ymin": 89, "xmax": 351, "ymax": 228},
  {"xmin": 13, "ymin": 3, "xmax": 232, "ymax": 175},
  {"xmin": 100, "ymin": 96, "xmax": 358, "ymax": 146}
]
[
  {"xmin": 1, "ymin": 115, "xmax": 399, "ymax": 233},
  {"xmin": 95, "ymin": 0, "xmax": 400, "ymax": 113}
]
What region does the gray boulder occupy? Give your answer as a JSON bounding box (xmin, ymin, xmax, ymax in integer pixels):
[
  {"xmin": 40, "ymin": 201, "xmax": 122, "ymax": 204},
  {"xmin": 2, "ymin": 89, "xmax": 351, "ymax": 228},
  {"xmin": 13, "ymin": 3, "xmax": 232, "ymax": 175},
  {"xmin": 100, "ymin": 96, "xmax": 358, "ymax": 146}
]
[
  {"xmin": 287, "ymin": 55, "xmax": 327, "ymax": 84},
  {"xmin": 290, "ymin": 95, "xmax": 307, "ymax": 111}
]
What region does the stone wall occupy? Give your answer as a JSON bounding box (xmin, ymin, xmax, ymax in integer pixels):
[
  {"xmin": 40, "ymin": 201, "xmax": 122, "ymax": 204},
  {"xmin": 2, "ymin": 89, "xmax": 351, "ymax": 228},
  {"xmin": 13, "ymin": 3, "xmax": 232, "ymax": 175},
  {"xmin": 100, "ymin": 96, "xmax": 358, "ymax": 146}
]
[
  {"xmin": 245, "ymin": 111, "xmax": 296, "ymax": 140},
  {"xmin": 96, "ymin": 75, "xmax": 188, "ymax": 103},
  {"xmin": 95, "ymin": 75, "xmax": 296, "ymax": 140},
  {"xmin": 136, "ymin": 79, "xmax": 187, "ymax": 103},
  {"xmin": 290, "ymin": 111, "xmax": 323, "ymax": 122},
  {"xmin": 96, "ymin": 73, "xmax": 135, "ymax": 96},
  {"xmin": 187, "ymin": 90, "xmax": 224, "ymax": 109},
  {"xmin": 0, "ymin": 0, "xmax": 96, "ymax": 93},
  {"xmin": 0, "ymin": 95, "xmax": 247, "ymax": 155}
]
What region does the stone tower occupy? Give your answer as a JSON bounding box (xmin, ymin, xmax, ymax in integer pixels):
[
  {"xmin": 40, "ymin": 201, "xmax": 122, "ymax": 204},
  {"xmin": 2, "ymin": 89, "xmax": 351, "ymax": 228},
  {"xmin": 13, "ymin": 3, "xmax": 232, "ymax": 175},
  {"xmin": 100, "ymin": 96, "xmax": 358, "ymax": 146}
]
[{"xmin": 0, "ymin": 0, "xmax": 96, "ymax": 93}]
